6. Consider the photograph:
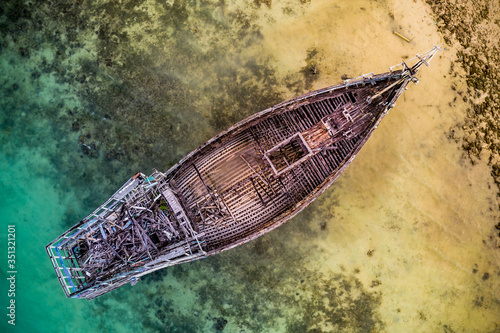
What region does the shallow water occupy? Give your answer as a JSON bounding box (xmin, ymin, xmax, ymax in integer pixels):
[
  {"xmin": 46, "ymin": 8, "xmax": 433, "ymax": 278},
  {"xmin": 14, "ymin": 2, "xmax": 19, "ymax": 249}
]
[{"xmin": 0, "ymin": 0, "xmax": 498, "ymax": 332}]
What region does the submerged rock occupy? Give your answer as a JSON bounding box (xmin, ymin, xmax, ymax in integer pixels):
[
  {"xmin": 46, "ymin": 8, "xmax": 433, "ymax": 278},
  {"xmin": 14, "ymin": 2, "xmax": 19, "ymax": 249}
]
[
  {"xmin": 213, "ymin": 317, "xmax": 228, "ymax": 331},
  {"xmin": 105, "ymin": 149, "xmax": 123, "ymax": 161},
  {"xmin": 81, "ymin": 142, "xmax": 98, "ymax": 158}
]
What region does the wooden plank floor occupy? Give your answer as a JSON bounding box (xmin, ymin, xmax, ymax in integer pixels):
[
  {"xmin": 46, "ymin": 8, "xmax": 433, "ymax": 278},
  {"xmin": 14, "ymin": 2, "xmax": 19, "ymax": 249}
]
[{"xmin": 169, "ymin": 80, "xmax": 398, "ymax": 250}]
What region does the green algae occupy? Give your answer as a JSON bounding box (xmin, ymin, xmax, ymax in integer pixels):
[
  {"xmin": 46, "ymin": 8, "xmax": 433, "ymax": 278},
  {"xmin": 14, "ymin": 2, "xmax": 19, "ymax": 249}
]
[
  {"xmin": 1, "ymin": 0, "xmax": 499, "ymax": 332},
  {"xmin": 427, "ymin": 1, "xmax": 500, "ymax": 199}
]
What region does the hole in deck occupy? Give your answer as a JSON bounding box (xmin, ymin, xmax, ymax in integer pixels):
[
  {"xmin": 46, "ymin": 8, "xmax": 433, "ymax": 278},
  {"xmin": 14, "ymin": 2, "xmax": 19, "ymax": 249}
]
[{"xmin": 264, "ymin": 133, "xmax": 312, "ymax": 176}]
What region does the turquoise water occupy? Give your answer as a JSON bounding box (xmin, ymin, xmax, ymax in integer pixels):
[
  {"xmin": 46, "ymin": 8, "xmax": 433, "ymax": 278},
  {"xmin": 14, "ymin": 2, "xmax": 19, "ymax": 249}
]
[{"xmin": 1, "ymin": 0, "xmax": 499, "ymax": 332}]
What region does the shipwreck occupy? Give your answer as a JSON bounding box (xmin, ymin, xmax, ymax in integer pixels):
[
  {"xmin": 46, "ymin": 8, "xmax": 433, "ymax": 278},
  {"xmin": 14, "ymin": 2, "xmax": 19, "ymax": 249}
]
[{"xmin": 46, "ymin": 47, "xmax": 440, "ymax": 300}]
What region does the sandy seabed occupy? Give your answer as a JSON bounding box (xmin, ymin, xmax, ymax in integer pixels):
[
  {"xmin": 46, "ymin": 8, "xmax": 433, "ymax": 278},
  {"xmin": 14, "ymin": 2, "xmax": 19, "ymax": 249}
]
[{"xmin": 0, "ymin": 0, "xmax": 498, "ymax": 332}]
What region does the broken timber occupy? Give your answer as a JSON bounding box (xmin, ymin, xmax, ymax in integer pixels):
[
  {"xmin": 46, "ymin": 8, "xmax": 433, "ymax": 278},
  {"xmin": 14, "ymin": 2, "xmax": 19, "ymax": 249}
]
[{"xmin": 46, "ymin": 47, "xmax": 440, "ymax": 300}]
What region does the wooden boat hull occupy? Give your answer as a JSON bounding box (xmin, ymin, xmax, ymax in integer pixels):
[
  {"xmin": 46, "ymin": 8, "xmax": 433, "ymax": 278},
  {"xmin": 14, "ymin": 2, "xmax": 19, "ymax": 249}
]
[{"xmin": 46, "ymin": 48, "xmax": 439, "ymax": 300}]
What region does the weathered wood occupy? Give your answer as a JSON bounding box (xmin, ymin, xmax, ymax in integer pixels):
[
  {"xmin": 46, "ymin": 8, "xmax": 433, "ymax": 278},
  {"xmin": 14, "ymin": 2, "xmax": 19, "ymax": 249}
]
[{"xmin": 46, "ymin": 47, "xmax": 441, "ymax": 300}]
